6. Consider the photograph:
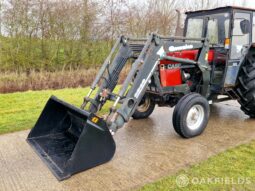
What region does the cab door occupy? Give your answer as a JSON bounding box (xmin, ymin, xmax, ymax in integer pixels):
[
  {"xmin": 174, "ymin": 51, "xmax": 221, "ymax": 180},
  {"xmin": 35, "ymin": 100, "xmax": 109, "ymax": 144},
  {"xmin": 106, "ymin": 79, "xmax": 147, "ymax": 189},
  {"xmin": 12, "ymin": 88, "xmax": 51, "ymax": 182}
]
[{"xmin": 224, "ymin": 11, "xmax": 252, "ymax": 87}]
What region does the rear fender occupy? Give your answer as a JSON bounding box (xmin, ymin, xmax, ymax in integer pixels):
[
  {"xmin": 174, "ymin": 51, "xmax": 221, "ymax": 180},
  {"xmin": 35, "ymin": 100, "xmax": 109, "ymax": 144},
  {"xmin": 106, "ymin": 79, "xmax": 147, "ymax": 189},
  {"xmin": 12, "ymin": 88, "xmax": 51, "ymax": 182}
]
[{"xmin": 224, "ymin": 45, "xmax": 254, "ymax": 87}]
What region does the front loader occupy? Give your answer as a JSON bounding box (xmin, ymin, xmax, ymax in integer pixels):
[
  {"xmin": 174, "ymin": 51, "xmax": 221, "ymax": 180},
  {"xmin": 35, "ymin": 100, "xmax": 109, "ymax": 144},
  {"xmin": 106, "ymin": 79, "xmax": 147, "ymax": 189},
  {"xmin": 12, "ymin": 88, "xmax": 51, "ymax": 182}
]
[
  {"xmin": 28, "ymin": 6, "xmax": 255, "ymax": 180},
  {"xmin": 27, "ymin": 34, "xmax": 210, "ymax": 180}
]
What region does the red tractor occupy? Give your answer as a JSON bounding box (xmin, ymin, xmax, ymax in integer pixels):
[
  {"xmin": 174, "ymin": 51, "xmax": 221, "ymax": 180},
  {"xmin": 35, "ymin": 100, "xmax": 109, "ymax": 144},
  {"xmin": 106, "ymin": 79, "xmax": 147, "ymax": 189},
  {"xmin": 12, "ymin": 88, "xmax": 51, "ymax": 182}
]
[{"xmin": 27, "ymin": 6, "xmax": 255, "ymax": 180}]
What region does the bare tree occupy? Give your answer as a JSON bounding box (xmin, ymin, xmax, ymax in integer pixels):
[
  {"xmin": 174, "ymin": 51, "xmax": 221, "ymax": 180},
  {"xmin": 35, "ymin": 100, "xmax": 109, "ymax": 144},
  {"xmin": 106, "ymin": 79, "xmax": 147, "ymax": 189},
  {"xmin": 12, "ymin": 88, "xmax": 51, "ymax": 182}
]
[
  {"xmin": 0, "ymin": 0, "xmax": 247, "ymax": 72},
  {"xmin": 0, "ymin": 0, "xmax": 2, "ymax": 36}
]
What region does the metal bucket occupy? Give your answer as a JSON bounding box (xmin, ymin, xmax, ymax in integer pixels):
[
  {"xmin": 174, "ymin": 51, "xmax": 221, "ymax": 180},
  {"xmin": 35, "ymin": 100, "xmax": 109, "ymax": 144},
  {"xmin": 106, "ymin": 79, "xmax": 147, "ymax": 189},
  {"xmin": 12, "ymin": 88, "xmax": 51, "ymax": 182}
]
[{"xmin": 27, "ymin": 96, "xmax": 116, "ymax": 180}]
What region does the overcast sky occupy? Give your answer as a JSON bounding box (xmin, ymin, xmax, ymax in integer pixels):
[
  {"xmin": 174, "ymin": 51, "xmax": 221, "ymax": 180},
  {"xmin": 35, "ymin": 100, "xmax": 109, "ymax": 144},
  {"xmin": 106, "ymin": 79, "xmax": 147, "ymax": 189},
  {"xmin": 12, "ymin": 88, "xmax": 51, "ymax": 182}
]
[
  {"xmin": 1, "ymin": 0, "xmax": 255, "ymax": 9},
  {"xmin": 232, "ymin": 0, "xmax": 255, "ymax": 8}
]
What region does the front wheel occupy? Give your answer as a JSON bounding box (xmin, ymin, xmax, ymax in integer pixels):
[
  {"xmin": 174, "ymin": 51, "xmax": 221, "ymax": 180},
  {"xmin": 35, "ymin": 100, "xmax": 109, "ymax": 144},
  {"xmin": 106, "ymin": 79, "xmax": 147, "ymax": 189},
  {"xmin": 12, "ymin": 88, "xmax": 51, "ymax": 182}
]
[
  {"xmin": 132, "ymin": 95, "xmax": 155, "ymax": 119},
  {"xmin": 172, "ymin": 93, "xmax": 210, "ymax": 138}
]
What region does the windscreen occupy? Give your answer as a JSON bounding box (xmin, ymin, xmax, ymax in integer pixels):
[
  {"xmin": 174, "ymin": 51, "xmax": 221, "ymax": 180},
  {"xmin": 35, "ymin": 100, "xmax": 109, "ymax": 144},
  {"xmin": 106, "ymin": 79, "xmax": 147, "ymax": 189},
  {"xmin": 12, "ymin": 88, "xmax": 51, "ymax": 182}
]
[{"xmin": 185, "ymin": 12, "xmax": 230, "ymax": 45}]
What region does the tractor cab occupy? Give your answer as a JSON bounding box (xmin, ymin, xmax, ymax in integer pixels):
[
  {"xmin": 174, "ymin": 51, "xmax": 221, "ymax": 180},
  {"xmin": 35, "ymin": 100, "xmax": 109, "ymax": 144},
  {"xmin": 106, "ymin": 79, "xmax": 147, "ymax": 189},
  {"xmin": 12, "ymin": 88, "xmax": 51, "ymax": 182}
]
[{"xmin": 184, "ymin": 6, "xmax": 254, "ymax": 91}]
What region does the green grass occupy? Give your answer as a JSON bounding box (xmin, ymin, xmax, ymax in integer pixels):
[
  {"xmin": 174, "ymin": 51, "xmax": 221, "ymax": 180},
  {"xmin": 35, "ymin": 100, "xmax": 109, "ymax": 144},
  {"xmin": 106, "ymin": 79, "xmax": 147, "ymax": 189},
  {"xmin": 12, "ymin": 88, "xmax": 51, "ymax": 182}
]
[
  {"xmin": 0, "ymin": 87, "xmax": 113, "ymax": 134},
  {"xmin": 139, "ymin": 141, "xmax": 255, "ymax": 191}
]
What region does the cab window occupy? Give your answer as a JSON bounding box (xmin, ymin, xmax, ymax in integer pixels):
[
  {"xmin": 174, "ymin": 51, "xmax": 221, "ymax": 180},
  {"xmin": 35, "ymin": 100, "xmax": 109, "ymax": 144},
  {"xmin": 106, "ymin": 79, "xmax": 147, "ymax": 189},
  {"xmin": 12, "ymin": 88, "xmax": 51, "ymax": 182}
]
[
  {"xmin": 186, "ymin": 18, "xmax": 204, "ymax": 39},
  {"xmin": 185, "ymin": 13, "xmax": 230, "ymax": 45},
  {"xmin": 252, "ymin": 12, "xmax": 255, "ymax": 42},
  {"xmin": 231, "ymin": 12, "xmax": 251, "ymax": 59},
  {"xmin": 208, "ymin": 19, "xmax": 218, "ymax": 44}
]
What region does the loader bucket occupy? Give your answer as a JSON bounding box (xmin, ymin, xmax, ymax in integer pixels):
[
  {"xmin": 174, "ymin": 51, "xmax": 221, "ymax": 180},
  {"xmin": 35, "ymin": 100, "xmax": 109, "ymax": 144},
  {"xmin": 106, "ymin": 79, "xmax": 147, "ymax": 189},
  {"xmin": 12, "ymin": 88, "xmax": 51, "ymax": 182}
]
[{"xmin": 27, "ymin": 96, "xmax": 116, "ymax": 181}]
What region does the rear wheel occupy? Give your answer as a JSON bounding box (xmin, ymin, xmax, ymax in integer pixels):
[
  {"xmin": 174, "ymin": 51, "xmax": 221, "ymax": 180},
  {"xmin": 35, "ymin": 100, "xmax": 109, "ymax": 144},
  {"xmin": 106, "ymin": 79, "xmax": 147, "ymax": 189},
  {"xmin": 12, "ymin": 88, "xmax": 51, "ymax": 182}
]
[
  {"xmin": 236, "ymin": 61, "xmax": 255, "ymax": 118},
  {"xmin": 172, "ymin": 93, "xmax": 210, "ymax": 138},
  {"xmin": 132, "ymin": 95, "xmax": 155, "ymax": 119}
]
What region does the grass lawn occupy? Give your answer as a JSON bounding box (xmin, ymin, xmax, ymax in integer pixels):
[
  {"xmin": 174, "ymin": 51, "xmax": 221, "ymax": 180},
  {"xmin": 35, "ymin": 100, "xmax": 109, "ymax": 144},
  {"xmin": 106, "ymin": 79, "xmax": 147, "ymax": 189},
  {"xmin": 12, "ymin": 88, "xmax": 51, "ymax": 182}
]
[
  {"xmin": 0, "ymin": 87, "xmax": 113, "ymax": 134},
  {"xmin": 140, "ymin": 140, "xmax": 255, "ymax": 191}
]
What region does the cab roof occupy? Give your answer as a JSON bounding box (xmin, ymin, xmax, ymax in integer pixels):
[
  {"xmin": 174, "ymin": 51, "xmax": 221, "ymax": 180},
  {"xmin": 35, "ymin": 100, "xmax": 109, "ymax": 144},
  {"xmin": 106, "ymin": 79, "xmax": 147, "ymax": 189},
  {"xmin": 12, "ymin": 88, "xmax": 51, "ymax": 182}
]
[{"xmin": 185, "ymin": 6, "xmax": 255, "ymax": 15}]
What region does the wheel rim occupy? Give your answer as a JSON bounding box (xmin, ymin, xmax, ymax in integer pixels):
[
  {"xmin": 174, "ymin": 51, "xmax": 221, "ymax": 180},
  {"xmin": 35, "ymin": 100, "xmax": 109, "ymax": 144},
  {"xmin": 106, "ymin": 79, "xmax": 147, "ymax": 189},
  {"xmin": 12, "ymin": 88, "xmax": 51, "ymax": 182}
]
[
  {"xmin": 137, "ymin": 97, "xmax": 151, "ymax": 113},
  {"xmin": 186, "ymin": 104, "xmax": 204, "ymax": 130}
]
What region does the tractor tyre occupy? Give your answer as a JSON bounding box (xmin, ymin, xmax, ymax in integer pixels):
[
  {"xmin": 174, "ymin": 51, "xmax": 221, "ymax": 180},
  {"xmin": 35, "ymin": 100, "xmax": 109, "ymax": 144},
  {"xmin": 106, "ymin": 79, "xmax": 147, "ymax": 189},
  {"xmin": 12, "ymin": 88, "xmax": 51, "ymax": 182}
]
[
  {"xmin": 172, "ymin": 93, "xmax": 199, "ymax": 134},
  {"xmin": 132, "ymin": 95, "xmax": 155, "ymax": 119},
  {"xmin": 236, "ymin": 62, "xmax": 255, "ymax": 118},
  {"xmin": 172, "ymin": 93, "xmax": 210, "ymax": 138}
]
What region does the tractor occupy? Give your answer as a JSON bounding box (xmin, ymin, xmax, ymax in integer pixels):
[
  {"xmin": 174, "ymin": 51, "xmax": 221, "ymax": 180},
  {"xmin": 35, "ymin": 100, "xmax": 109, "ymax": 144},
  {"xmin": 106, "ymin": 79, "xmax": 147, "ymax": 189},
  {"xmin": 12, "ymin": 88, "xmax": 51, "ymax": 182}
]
[{"xmin": 27, "ymin": 6, "xmax": 255, "ymax": 180}]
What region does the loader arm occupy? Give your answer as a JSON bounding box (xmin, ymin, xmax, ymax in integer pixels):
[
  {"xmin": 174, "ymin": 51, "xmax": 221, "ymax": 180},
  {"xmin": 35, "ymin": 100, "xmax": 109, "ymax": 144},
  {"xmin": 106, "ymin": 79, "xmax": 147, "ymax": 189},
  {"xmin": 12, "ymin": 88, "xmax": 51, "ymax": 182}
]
[
  {"xmin": 83, "ymin": 34, "xmax": 210, "ymax": 133},
  {"xmin": 81, "ymin": 36, "xmax": 147, "ymax": 112}
]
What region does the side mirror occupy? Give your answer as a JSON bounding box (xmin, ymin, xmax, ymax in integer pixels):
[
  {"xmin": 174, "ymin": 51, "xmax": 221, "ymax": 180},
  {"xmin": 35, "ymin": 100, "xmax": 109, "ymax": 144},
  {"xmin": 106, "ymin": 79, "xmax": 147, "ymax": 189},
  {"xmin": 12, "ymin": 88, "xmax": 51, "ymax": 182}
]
[{"xmin": 240, "ymin": 19, "xmax": 250, "ymax": 34}]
